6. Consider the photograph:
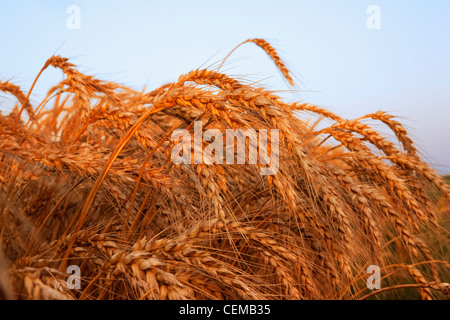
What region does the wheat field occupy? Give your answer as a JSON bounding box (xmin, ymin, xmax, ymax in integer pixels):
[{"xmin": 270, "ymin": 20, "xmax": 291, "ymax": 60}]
[{"xmin": 0, "ymin": 39, "xmax": 448, "ymax": 300}]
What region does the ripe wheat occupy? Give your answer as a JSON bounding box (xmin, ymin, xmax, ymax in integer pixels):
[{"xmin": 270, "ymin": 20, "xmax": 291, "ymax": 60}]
[{"xmin": 0, "ymin": 39, "xmax": 448, "ymax": 300}]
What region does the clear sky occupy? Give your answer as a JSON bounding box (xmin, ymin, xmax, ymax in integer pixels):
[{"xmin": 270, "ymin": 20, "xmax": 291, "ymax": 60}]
[{"xmin": 1, "ymin": 0, "xmax": 449, "ymax": 173}]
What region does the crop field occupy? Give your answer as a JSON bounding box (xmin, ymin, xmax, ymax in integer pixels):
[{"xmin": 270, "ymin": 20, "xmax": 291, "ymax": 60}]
[{"xmin": 0, "ymin": 39, "xmax": 448, "ymax": 300}]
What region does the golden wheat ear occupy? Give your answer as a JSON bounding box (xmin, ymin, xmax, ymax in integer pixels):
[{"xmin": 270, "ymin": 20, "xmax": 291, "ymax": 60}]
[
  {"xmin": 218, "ymin": 38, "xmax": 295, "ymax": 86},
  {"xmin": 0, "ymin": 81, "xmax": 37, "ymax": 123}
]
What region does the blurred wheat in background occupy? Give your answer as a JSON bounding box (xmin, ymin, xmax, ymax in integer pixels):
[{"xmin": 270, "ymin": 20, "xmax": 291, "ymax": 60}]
[{"xmin": 0, "ymin": 39, "xmax": 448, "ymax": 300}]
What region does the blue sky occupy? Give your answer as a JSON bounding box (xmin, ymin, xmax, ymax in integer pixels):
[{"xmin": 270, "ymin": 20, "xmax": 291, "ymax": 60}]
[{"xmin": 1, "ymin": 0, "xmax": 449, "ymax": 173}]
